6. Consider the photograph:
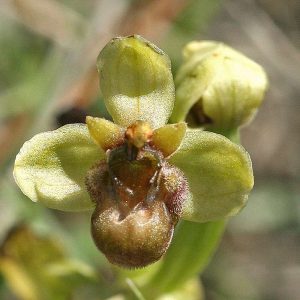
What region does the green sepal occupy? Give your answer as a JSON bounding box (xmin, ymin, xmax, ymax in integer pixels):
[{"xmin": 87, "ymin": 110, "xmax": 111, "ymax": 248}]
[
  {"xmin": 14, "ymin": 124, "xmax": 103, "ymax": 211},
  {"xmin": 97, "ymin": 35, "xmax": 175, "ymax": 129},
  {"xmin": 168, "ymin": 129, "xmax": 253, "ymax": 222}
]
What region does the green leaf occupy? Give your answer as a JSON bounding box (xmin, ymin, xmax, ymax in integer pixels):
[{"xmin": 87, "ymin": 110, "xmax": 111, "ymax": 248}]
[
  {"xmin": 168, "ymin": 129, "xmax": 253, "ymax": 222},
  {"xmin": 14, "ymin": 124, "xmax": 103, "ymax": 211},
  {"xmin": 97, "ymin": 35, "xmax": 175, "ymax": 129}
]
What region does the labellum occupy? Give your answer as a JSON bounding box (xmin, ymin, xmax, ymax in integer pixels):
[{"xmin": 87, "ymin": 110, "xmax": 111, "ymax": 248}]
[{"xmin": 86, "ymin": 121, "xmax": 188, "ymax": 268}]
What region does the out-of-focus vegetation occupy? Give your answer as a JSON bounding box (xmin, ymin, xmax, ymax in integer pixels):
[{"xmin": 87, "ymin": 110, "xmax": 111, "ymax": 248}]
[{"xmin": 0, "ymin": 0, "xmax": 299, "ymax": 299}]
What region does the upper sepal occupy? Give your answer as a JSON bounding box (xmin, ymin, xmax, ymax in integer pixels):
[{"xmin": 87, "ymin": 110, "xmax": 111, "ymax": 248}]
[
  {"xmin": 168, "ymin": 129, "xmax": 254, "ymax": 222},
  {"xmin": 97, "ymin": 35, "xmax": 175, "ymax": 129},
  {"xmin": 13, "ymin": 124, "xmax": 103, "ymax": 211}
]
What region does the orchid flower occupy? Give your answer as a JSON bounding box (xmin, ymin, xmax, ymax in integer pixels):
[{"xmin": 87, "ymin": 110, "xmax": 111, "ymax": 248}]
[{"xmin": 14, "ymin": 35, "xmax": 253, "ymax": 268}]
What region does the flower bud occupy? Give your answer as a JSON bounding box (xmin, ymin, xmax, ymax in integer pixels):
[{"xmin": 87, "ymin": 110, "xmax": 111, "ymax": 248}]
[{"xmin": 171, "ymin": 41, "xmax": 268, "ymax": 132}]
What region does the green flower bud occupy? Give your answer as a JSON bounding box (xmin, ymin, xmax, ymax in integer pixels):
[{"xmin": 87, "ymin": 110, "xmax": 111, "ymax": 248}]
[{"xmin": 171, "ymin": 41, "xmax": 268, "ymax": 132}]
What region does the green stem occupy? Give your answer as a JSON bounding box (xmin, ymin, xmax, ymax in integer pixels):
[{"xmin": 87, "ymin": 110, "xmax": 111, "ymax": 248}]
[
  {"xmin": 145, "ymin": 220, "xmax": 225, "ymax": 294},
  {"xmin": 219, "ymin": 128, "xmax": 240, "ymax": 144},
  {"xmin": 143, "ymin": 128, "xmax": 240, "ymax": 295}
]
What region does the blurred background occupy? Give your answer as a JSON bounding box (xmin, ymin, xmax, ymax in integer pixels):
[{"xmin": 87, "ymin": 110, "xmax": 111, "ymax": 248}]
[{"xmin": 0, "ymin": 0, "xmax": 299, "ymax": 299}]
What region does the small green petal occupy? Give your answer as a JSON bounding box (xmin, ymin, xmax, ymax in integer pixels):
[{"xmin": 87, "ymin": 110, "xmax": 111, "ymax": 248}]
[
  {"xmin": 97, "ymin": 35, "xmax": 175, "ymax": 128},
  {"xmin": 152, "ymin": 122, "xmax": 187, "ymax": 157},
  {"xmin": 86, "ymin": 116, "xmax": 124, "ymax": 150},
  {"xmin": 168, "ymin": 129, "xmax": 253, "ymax": 222},
  {"xmin": 171, "ymin": 41, "xmax": 268, "ymax": 131},
  {"xmin": 14, "ymin": 124, "xmax": 103, "ymax": 211}
]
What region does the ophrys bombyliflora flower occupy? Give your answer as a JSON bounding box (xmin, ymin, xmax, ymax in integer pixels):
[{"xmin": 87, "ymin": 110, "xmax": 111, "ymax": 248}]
[{"xmin": 14, "ymin": 35, "xmax": 253, "ymax": 268}]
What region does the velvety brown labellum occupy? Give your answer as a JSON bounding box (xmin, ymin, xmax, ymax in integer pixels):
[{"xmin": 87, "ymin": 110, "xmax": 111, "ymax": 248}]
[
  {"xmin": 86, "ymin": 143, "xmax": 188, "ymax": 268},
  {"xmin": 91, "ymin": 201, "xmax": 174, "ymax": 268}
]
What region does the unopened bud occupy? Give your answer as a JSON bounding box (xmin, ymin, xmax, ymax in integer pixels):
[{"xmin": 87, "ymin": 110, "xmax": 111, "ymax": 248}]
[{"xmin": 171, "ymin": 41, "xmax": 268, "ymax": 132}]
